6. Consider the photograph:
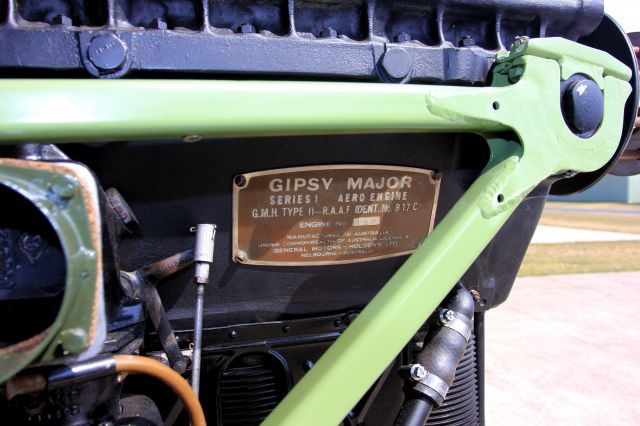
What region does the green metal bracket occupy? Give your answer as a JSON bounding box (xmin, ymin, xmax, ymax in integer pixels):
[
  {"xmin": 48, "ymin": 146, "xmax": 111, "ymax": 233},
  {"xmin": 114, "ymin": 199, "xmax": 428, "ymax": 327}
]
[
  {"xmin": 0, "ymin": 159, "xmax": 104, "ymax": 384},
  {"xmin": 0, "ymin": 37, "xmax": 631, "ymax": 423}
]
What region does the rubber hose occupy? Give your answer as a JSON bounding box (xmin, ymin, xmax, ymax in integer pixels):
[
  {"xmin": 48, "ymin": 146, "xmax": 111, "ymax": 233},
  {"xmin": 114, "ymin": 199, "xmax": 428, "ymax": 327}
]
[
  {"xmin": 113, "ymin": 355, "xmax": 206, "ymax": 426},
  {"xmin": 395, "ymin": 283, "xmax": 474, "ymax": 426}
]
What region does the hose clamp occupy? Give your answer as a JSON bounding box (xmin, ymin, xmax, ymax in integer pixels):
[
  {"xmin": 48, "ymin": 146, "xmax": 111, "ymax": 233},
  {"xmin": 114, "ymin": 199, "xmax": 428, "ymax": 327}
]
[
  {"xmin": 438, "ymin": 309, "xmax": 473, "ymax": 342},
  {"xmin": 409, "ymin": 367, "xmax": 449, "ymax": 406}
]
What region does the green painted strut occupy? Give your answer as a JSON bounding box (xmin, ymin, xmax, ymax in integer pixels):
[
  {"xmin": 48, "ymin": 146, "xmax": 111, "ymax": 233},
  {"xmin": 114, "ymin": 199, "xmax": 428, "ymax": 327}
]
[{"xmin": 0, "ymin": 37, "xmax": 631, "ymax": 424}]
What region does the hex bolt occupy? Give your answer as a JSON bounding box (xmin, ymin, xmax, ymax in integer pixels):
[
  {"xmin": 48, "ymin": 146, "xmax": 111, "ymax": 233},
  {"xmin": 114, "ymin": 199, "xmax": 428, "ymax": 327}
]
[
  {"xmin": 320, "ymin": 27, "xmax": 338, "ymax": 39},
  {"xmin": 87, "ymin": 34, "xmax": 128, "ymax": 72},
  {"xmin": 459, "ymin": 35, "xmax": 475, "ymax": 47},
  {"xmin": 237, "ymin": 23, "xmax": 256, "ymax": 34},
  {"xmin": 51, "ymin": 14, "xmax": 72, "ymax": 26},
  {"xmin": 234, "ymin": 251, "xmax": 247, "ymax": 263},
  {"xmin": 511, "ymin": 36, "xmax": 529, "ymax": 53},
  {"xmin": 149, "ymin": 18, "xmax": 168, "ymax": 30},
  {"xmin": 395, "ymin": 32, "xmax": 411, "ymax": 42},
  {"xmin": 381, "ymin": 47, "xmax": 412, "ymax": 80}
]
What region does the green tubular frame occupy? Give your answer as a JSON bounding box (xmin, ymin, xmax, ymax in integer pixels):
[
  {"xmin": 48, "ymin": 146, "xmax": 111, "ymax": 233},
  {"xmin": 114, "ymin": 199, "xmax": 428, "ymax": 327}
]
[{"xmin": 0, "ymin": 37, "xmax": 632, "ymax": 424}]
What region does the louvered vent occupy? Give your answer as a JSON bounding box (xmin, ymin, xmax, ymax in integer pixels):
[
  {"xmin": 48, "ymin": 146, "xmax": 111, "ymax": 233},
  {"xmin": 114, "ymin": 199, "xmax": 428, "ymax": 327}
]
[
  {"xmin": 427, "ymin": 335, "xmax": 480, "ymax": 426},
  {"xmin": 218, "ymin": 353, "xmax": 288, "ymax": 426}
]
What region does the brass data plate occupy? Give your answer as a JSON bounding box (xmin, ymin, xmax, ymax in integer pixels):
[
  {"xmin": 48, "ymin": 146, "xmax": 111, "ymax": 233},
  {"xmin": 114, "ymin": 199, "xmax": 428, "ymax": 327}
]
[{"xmin": 232, "ymin": 165, "xmax": 440, "ymax": 266}]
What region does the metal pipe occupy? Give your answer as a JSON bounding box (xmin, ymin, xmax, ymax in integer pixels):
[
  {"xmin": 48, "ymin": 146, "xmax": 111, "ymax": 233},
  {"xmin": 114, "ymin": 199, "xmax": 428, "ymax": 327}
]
[{"xmin": 191, "ymin": 224, "xmax": 216, "ymax": 397}]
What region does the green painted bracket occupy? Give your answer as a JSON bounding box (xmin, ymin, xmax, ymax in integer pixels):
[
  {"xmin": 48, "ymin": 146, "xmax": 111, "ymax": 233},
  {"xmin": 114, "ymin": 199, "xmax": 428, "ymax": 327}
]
[
  {"xmin": 263, "ymin": 39, "xmax": 631, "ymax": 425},
  {"xmin": 0, "ymin": 38, "xmax": 631, "ymax": 422},
  {"xmin": 0, "ymin": 159, "xmax": 104, "ymax": 384}
]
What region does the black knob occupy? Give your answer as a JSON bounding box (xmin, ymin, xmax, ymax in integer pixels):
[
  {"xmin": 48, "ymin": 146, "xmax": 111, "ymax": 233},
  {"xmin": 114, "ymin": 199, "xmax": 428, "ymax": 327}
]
[{"xmin": 562, "ymin": 78, "xmax": 604, "ymax": 134}]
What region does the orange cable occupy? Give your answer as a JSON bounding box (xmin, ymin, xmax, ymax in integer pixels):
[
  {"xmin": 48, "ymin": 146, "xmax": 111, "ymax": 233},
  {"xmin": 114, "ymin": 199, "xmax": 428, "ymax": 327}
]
[{"xmin": 113, "ymin": 355, "xmax": 206, "ymax": 426}]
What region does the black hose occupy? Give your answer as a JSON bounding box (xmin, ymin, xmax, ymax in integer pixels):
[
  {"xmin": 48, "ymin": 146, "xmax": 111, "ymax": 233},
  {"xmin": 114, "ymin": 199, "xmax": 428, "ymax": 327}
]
[{"xmin": 395, "ymin": 283, "xmax": 474, "ymax": 426}]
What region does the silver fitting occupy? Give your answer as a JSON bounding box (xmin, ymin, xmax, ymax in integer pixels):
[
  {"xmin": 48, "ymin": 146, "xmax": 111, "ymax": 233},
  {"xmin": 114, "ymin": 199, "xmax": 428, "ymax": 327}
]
[
  {"xmin": 408, "ymin": 364, "xmax": 428, "ymax": 382},
  {"xmin": 438, "ymin": 308, "xmax": 473, "ymax": 343},
  {"xmin": 193, "ymin": 224, "xmax": 217, "ymax": 284}
]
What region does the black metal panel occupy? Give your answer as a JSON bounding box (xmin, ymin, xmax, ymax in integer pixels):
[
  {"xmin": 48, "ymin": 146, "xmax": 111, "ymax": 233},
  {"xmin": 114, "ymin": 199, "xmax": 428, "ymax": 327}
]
[
  {"xmin": 61, "ymin": 131, "xmax": 531, "ymax": 330},
  {"xmin": 0, "ymin": 0, "xmax": 603, "ymax": 82}
]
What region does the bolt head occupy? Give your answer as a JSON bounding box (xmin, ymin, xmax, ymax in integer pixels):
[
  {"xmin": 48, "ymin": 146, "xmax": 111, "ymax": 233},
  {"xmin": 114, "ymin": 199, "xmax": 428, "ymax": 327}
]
[
  {"xmin": 237, "ymin": 23, "xmax": 256, "ymax": 34},
  {"xmin": 381, "ymin": 47, "xmax": 412, "ymax": 80},
  {"xmin": 88, "ymin": 34, "xmax": 127, "ymax": 72},
  {"xmin": 320, "ymin": 27, "xmax": 338, "ymax": 39},
  {"xmin": 149, "ymin": 18, "xmax": 168, "ymax": 30},
  {"xmin": 395, "ymin": 32, "xmax": 411, "ymax": 43},
  {"xmin": 459, "ymin": 35, "xmax": 475, "ymax": 47},
  {"xmin": 52, "ymin": 15, "xmax": 72, "ymax": 26}
]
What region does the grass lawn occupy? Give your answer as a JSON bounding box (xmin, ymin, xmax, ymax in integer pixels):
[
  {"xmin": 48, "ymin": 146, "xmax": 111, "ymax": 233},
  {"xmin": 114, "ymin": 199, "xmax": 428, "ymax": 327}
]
[
  {"xmin": 519, "ymin": 202, "xmax": 640, "ymax": 276},
  {"xmin": 540, "ymin": 202, "xmax": 640, "ymax": 234},
  {"xmin": 519, "ymin": 241, "xmax": 640, "ymax": 276}
]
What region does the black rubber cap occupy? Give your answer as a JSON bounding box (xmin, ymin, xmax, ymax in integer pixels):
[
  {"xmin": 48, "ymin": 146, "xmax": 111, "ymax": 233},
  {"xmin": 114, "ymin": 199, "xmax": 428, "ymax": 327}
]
[{"xmin": 562, "ymin": 79, "xmax": 604, "ymax": 134}]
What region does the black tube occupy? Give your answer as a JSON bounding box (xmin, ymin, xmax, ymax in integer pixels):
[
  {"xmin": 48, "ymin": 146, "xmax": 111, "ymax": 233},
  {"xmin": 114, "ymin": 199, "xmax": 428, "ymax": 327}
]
[{"xmin": 395, "ymin": 283, "xmax": 474, "ymax": 426}]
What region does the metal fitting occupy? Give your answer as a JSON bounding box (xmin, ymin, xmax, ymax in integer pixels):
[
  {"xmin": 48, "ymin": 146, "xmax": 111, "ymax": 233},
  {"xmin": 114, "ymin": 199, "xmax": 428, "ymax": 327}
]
[
  {"xmin": 87, "ymin": 34, "xmax": 128, "ymax": 72},
  {"xmin": 408, "ymin": 364, "xmax": 427, "ymax": 382},
  {"xmin": 194, "ymin": 224, "xmax": 216, "ymax": 284},
  {"xmin": 234, "ymin": 251, "xmax": 247, "ymax": 263},
  {"xmin": 459, "ymin": 35, "xmax": 475, "ymax": 47},
  {"xmin": 413, "ymin": 370, "xmax": 450, "ymax": 406},
  {"xmin": 395, "ymin": 32, "xmax": 411, "ymax": 43},
  {"xmin": 320, "ymin": 27, "xmax": 338, "ymax": 39},
  {"xmin": 438, "ymin": 308, "xmax": 473, "ymax": 342},
  {"xmin": 237, "ymin": 23, "xmax": 256, "ymax": 34},
  {"xmin": 51, "ymin": 15, "xmax": 72, "ymax": 26},
  {"xmin": 439, "ymin": 309, "xmax": 455, "ymax": 323},
  {"xmin": 149, "ymin": 18, "xmax": 168, "ymax": 30}
]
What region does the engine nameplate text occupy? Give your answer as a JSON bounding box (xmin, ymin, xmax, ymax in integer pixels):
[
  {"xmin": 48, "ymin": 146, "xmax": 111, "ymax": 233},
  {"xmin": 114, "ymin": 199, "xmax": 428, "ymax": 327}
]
[{"xmin": 232, "ymin": 165, "xmax": 440, "ymax": 266}]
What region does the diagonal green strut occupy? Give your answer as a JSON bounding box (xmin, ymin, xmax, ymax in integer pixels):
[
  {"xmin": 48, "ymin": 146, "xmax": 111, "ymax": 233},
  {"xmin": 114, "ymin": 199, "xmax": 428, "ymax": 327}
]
[{"xmin": 0, "ymin": 38, "xmax": 632, "ymax": 424}]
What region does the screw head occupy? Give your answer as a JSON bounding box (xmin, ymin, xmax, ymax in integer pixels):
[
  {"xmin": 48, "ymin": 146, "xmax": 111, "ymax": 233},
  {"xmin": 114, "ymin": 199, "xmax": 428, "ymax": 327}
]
[
  {"xmin": 237, "ymin": 23, "xmax": 256, "ymax": 34},
  {"xmin": 52, "ymin": 14, "xmax": 72, "ymax": 26},
  {"xmin": 409, "ymin": 364, "xmax": 427, "ymax": 381},
  {"xmin": 149, "ymin": 18, "xmax": 168, "ymax": 30},
  {"xmin": 303, "ymin": 360, "xmax": 314, "ymax": 371},
  {"xmin": 395, "ymin": 32, "xmax": 411, "ymax": 43},
  {"xmin": 440, "ymin": 309, "xmax": 455, "ymax": 323},
  {"xmin": 320, "ymin": 27, "xmax": 338, "ymax": 39},
  {"xmin": 228, "ymin": 330, "xmax": 238, "ymax": 339},
  {"xmin": 234, "ymin": 174, "xmax": 248, "ymax": 188},
  {"xmin": 87, "ymin": 34, "xmax": 127, "ymax": 72},
  {"xmin": 234, "ymin": 251, "xmax": 247, "ymax": 263}
]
